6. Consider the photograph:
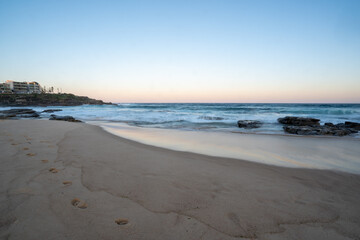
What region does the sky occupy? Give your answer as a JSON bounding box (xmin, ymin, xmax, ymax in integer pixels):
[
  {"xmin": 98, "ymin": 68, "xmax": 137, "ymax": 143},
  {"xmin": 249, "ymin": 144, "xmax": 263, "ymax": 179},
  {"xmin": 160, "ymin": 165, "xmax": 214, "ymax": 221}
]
[{"xmin": 0, "ymin": 0, "xmax": 359, "ymax": 103}]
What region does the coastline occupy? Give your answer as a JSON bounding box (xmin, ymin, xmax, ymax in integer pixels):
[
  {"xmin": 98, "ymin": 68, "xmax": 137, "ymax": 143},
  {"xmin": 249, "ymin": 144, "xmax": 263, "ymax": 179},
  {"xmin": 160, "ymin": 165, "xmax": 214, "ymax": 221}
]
[
  {"xmin": 1, "ymin": 103, "xmax": 360, "ymax": 138},
  {"xmin": 94, "ymin": 121, "xmax": 360, "ymax": 174},
  {"xmin": 1, "ymin": 119, "xmax": 360, "ymax": 239}
]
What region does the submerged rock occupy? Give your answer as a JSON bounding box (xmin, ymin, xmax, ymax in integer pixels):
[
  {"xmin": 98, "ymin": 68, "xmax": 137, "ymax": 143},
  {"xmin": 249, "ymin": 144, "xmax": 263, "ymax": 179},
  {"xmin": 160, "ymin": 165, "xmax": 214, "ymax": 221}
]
[
  {"xmin": 49, "ymin": 114, "xmax": 82, "ymax": 122},
  {"xmin": 42, "ymin": 109, "xmax": 63, "ymax": 113},
  {"xmin": 237, "ymin": 120, "xmax": 262, "ymax": 129},
  {"xmin": 278, "ymin": 116, "xmax": 320, "ymax": 126}
]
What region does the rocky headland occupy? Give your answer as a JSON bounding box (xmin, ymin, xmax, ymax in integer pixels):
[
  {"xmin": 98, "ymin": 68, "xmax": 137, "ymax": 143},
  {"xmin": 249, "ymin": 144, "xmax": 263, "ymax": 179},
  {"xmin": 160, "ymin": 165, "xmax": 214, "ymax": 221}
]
[{"xmin": 0, "ymin": 93, "xmax": 113, "ymax": 106}]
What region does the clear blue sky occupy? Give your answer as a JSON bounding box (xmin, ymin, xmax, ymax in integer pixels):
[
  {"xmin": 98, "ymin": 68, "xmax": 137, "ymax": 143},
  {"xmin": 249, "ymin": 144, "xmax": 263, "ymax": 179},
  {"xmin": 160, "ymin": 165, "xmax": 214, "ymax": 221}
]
[{"xmin": 0, "ymin": 0, "xmax": 359, "ymax": 102}]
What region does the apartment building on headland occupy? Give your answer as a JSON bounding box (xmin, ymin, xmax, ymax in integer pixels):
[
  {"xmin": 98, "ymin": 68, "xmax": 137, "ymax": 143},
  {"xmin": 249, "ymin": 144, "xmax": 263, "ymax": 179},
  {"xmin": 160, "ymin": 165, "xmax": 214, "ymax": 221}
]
[
  {"xmin": 0, "ymin": 80, "xmax": 42, "ymax": 94},
  {"xmin": 28, "ymin": 81, "xmax": 42, "ymax": 93},
  {"xmin": 0, "ymin": 82, "xmax": 11, "ymax": 93}
]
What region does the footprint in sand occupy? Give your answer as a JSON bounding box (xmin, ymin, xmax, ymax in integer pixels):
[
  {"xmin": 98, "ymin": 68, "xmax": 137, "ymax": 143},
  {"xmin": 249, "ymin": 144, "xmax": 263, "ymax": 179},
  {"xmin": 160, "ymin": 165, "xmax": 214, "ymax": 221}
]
[
  {"xmin": 115, "ymin": 218, "xmax": 129, "ymax": 225},
  {"xmin": 24, "ymin": 136, "xmax": 32, "ymax": 141},
  {"xmin": 41, "ymin": 160, "xmax": 49, "ymax": 163},
  {"xmin": 26, "ymin": 153, "xmax": 36, "ymax": 156},
  {"xmin": 49, "ymin": 168, "xmax": 59, "ymax": 173},
  {"xmin": 71, "ymin": 198, "xmax": 87, "ymax": 209},
  {"xmin": 63, "ymin": 181, "xmax": 72, "ymax": 186}
]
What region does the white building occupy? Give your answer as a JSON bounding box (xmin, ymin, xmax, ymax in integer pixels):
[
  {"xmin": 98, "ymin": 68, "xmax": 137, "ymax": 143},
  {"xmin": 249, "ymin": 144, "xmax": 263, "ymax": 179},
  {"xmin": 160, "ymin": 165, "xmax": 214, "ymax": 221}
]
[
  {"xmin": 2, "ymin": 80, "xmax": 43, "ymax": 94},
  {"xmin": 0, "ymin": 82, "xmax": 11, "ymax": 93},
  {"xmin": 28, "ymin": 82, "xmax": 42, "ymax": 93}
]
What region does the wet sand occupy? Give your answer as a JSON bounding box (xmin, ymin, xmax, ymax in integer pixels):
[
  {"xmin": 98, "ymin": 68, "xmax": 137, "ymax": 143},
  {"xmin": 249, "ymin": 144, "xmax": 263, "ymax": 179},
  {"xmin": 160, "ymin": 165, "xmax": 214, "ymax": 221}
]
[
  {"xmin": 1, "ymin": 119, "xmax": 360, "ymax": 240},
  {"xmin": 99, "ymin": 121, "xmax": 360, "ymax": 174}
]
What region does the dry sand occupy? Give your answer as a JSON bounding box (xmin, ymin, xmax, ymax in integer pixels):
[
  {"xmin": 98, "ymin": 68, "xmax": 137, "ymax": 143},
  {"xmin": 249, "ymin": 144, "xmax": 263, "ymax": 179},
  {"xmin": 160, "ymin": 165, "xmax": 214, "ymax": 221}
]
[{"xmin": 0, "ymin": 119, "xmax": 360, "ymax": 240}]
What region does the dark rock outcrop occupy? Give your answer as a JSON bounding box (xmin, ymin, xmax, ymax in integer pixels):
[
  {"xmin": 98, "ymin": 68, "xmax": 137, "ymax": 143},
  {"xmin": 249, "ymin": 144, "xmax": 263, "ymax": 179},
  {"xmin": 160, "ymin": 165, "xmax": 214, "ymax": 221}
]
[
  {"xmin": 345, "ymin": 121, "xmax": 360, "ymax": 130},
  {"xmin": 283, "ymin": 125, "xmax": 354, "ymax": 136},
  {"xmin": 237, "ymin": 120, "xmax": 262, "ymax": 129},
  {"xmin": 278, "ymin": 116, "xmax": 359, "ymax": 136},
  {"xmin": 278, "ymin": 116, "xmax": 320, "ymax": 126},
  {"xmin": 0, "ymin": 108, "xmax": 40, "ymax": 119},
  {"xmin": 283, "ymin": 126, "xmax": 318, "ymax": 135},
  {"xmin": 324, "ymin": 122, "xmax": 334, "ymax": 127},
  {"xmin": 42, "ymin": 109, "xmax": 63, "ymax": 113},
  {"xmin": 49, "ymin": 114, "xmax": 82, "ymax": 122}
]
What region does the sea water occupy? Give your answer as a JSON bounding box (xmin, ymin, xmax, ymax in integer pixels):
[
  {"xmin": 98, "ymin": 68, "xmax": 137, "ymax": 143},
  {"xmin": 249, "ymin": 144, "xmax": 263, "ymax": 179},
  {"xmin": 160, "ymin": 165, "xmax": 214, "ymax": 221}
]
[{"xmin": 1, "ymin": 103, "xmax": 360, "ymax": 136}]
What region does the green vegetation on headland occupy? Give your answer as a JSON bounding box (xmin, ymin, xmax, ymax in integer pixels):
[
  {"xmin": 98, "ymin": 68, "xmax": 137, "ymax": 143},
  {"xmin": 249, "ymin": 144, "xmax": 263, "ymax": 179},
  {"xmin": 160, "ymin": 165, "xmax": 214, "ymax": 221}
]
[{"xmin": 0, "ymin": 93, "xmax": 113, "ymax": 106}]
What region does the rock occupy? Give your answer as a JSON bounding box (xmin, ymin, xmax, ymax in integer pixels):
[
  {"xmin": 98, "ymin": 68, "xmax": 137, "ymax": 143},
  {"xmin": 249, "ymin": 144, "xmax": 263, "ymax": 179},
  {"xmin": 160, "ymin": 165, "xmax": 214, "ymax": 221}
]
[
  {"xmin": 333, "ymin": 129, "xmax": 352, "ymax": 136},
  {"xmin": 324, "ymin": 122, "xmax": 334, "ymax": 127},
  {"xmin": 42, "ymin": 109, "xmax": 63, "ymax": 113},
  {"xmin": 282, "ymin": 126, "xmax": 299, "ymax": 134},
  {"xmin": 49, "ymin": 114, "xmax": 82, "ymax": 122},
  {"xmin": 237, "ymin": 120, "xmax": 262, "ymax": 129},
  {"xmin": 319, "ymin": 127, "xmax": 334, "ymax": 135},
  {"xmin": 333, "ymin": 123, "xmax": 358, "ymax": 133},
  {"xmin": 0, "ymin": 114, "xmax": 16, "ymax": 119},
  {"xmin": 282, "ymin": 121, "xmax": 358, "ymax": 136},
  {"xmin": 335, "ymin": 123, "xmax": 345, "ymax": 128},
  {"xmin": 283, "ymin": 126, "xmax": 318, "ymax": 135},
  {"xmin": 278, "ymin": 116, "xmax": 320, "ymax": 126},
  {"xmin": 1, "ymin": 108, "xmax": 36, "ymax": 114},
  {"xmin": 344, "ymin": 121, "xmax": 360, "ymax": 130},
  {"xmin": 0, "ymin": 108, "xmax": 40, "ymax": 119},
  {"xmin": 18, "ymin": 112, "xmax": 40, "ymax": 118}
]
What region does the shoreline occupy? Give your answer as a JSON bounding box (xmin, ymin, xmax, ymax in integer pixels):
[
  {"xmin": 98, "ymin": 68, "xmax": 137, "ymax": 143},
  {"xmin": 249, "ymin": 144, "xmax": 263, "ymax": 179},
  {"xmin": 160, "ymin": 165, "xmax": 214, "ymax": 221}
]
[
  {"xmin": 1, "ymin": 119, "xmax": 360, "ymax": 239},
  {"xmin": 92, "ymin": 121, "xmax": 360, "ymax": 174}
]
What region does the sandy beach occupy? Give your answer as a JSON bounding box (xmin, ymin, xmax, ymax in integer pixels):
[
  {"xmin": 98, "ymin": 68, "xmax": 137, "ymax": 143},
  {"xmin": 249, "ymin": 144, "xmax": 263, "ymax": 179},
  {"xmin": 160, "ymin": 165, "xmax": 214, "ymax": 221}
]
[{"xmin": 1, "ymin": 119, "xmax": 360, "ymax": 240}]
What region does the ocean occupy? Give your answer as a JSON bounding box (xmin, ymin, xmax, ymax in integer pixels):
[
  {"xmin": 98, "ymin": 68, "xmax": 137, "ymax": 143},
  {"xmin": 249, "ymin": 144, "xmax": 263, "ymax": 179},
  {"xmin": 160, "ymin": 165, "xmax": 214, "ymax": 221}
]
[{"xmin": 2, "ymin": 103, "xmax": 360, "ymax": 136}]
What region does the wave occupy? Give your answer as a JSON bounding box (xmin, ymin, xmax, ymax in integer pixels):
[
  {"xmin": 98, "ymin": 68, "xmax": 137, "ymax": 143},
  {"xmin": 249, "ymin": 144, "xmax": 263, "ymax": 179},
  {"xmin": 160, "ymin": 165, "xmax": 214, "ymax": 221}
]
[
  {"xmin": 275, "ymin": 109, "xmax": 359, "ymax": 115},
  {"xmin": 198, "ymin": 116, "xmax": 225, "ymax": 120}
]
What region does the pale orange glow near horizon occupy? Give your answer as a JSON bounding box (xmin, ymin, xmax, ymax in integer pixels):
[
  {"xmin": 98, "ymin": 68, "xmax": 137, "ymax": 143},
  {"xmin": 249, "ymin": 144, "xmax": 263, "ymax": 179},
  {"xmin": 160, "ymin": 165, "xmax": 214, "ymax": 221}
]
[{"xmin": 71, "ymin": 86, "xmax": 360, "ymax": 103}]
